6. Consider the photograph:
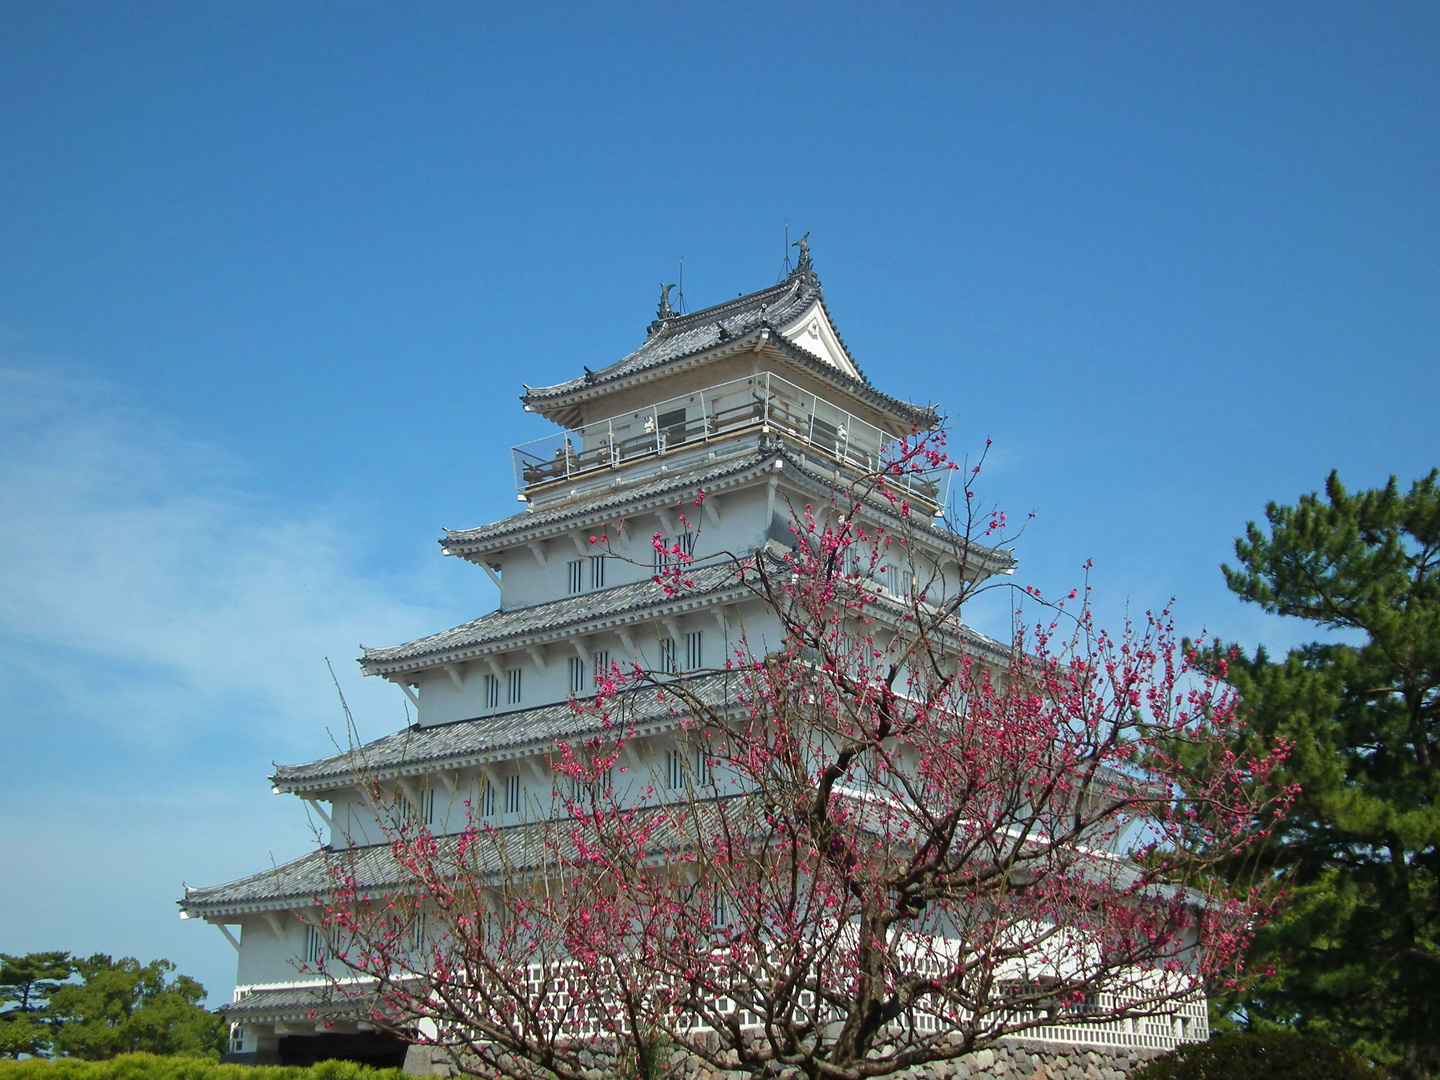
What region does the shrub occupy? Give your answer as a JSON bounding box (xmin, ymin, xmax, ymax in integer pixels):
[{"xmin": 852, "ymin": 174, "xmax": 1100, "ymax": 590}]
[
  {"xmin": 1133, "ymin": 1030, "xmax": 1382, "ymax": 1080},
  {"xmin": 0, "ymin": 1052, "xmax": 406, "ymax": 1080}
]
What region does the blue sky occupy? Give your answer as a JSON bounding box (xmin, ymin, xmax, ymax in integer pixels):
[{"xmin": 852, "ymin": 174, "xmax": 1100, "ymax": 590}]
[{"xmin": 1, "ymin": 4, "xmax": 1436, "ymax": 1005}]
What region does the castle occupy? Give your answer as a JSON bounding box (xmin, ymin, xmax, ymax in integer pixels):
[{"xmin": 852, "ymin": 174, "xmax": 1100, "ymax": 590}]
[{"xmin": 180, "ymin": 247, "xmax": 1205, "ymax": 1069}]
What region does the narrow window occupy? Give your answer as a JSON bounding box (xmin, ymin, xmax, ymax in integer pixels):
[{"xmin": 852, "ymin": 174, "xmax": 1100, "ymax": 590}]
[
  {"xmin": 666, "ymin": 748, "xmax": 684, "ymax": 791},
  {"xmin": 410, "ymin": 910, "xmax": 427, "ymax": 953},
  {"xmin": 659, "ymin": 638, "xmax": 677, "ymax": 674},
  {"xmin": 679, "ymin": 531, "xmax": 696, "ymax": 558},
  {"xmin": 592, "ymin": 650, "xmax": 610, "ymax": 686},
  {"xmin": 484, "ymin": 674, "xmax": 500, "ymax": 710},
  {"xmin": 568, "ymin": 656, "xmax": 585, "ymax": 695},
  {"xmin": 712, "ymin": 891, "xmax": 729, "ymax": 928},
  {"xmin": 505, "ymin": 773, "xmax": 522, "ymax": 815},
  {"xmin": 395, "ymin": 788, "xmax": 413, "ymax": 821},
  {"xmin": 304, "ymin": 923, "xmax": 323, "ymax": 964},
  {"xmin": 693, "ymin": 745, "xmax": 711, "ymax": 785},
  {"xmin": 507, "ymin": 667, "xmax": 522, "ymax": 705},
  {"xmin": 589, "ymin": 555, "xmax": 606, "ymax": 589},
  {"xmin": 883, "ymin": 564, "xmax": 911, "ymax": 600},
  {"xmin": 479, "ymin": 778, "xmax": 496, "ymax": 819},
  {"xmin": 686, "ymin": 630, "xmax": 703, "ymax": 671},
  {"xmin": 567, "ymin": 559, "xmax": 583, "ymax": 594},
  {"xmin": 422, "ymin": 787, "xmax": 435, "ymax": 825}
]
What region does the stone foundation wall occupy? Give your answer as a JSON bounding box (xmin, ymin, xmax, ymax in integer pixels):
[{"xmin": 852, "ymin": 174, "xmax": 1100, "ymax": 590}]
[
  {"xmin": 405, "ymin": 1041, "xmax": 1163, "ymax": 1079},
  {"xmin": 925, "ymin": 1042, "xmax": 1159, "ymax": 1079}
]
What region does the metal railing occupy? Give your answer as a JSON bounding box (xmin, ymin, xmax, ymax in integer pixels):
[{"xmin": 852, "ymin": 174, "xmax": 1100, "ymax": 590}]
[{"xmin": 512, "ymin": 372, "xmax": 950, "ymax": 508}]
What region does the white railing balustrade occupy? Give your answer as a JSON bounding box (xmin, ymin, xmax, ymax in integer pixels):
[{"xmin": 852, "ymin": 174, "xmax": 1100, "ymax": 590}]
[{"xmin": 513, "ymin": 372, "xmax": 951, "ymax": 509}]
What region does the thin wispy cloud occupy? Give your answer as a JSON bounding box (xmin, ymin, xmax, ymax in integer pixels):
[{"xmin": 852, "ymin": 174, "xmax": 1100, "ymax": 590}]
[
  {"xmin": 0, "ymin": 360, "xmax": 473, "ymax": 998},
  {"xmin": 0, "ymin": 362, "xmax": 450, "ymax": 751}
]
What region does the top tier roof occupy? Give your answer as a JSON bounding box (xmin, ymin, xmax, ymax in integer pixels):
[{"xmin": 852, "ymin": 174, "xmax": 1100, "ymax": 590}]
[{"xmin": 521, "ymin": 253, "xmax": 936, "ymax": 430}]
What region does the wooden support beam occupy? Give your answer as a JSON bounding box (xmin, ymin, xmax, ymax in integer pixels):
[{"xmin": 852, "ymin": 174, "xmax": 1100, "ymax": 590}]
[
  {"xmin": 522, "ymin": 757, "xmax": 549, "ymax": 791},
  {"xmin": 527, "ymin": 541, "xmax": 548, "ymax": 568},
  {"xmin": 392, "ymin": 678, "xmax": 420, "ymax": 709},
  {"xmin": 621, "ymin": 740, "xmax": 646, "ymax": 773},
  {"xmin": 713, "ymin": 607, "xmax": 729, "ymax": 637},
  {"xmin": 302, "ymin": 797, "xmax": 333, "ymax": 829},
  {"xmin": 618, "ymin": 628, "xmax": 638, "ymax": 658},
  {"xmin": 214, "ymin": 923, "xmax": 241, "ymax": 954},
  {"xmin": 663, "ymin": 618, "xmax": 683, "ymax": 646},
  {"xmin": 440, "ymin": 771, "xmax": 459, "ymax": 798},
  {"xmin": 526, "ymin": 646, "xmax": 548, "ymax": 674},
  {"xmin": 619, "ymin": 741, "xmax": 646, "ymax": 786},
  {"xmin": 481, "ymin": 562, "xmax": 503, "ymax": 590},
  {"xmin": 655, "ymin": 508, "xmax": 678, "ymax": 536},
  {"xmin": 569, "ymin": 637, "xmax": 590, "ymax": 664},
  {"xmin": 485, "ymin": 657, "xmax": 504, "ymax": 680},
  {"xmin": 703, "ymin": 495, "xmax": 721, "ymax": 528},
  {"xmin": 443, "ymin": 663, "xmax": 466, "ymax": 692},
  {"xmin": 398, "ymin": 777, "xmax": 421, "ymax": 807},
  {"xmin": 569, "ymin": 533, "xmax": 588, "ymax": 556},
  {"xmin": 264, "ymin": 912, "xmax": 287, "ymax": 940}
]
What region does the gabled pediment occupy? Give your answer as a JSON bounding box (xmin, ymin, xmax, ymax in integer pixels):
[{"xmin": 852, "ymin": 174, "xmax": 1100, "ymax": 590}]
[{"xmin": 775, "ymin": 300, "xmax": 861, "ymax": 380}]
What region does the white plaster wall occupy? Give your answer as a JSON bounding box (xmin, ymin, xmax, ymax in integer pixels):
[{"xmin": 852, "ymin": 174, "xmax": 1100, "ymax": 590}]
[
  {"xmin": 234, "ymin": 914, "xmax": 307, "ymax": 988},
  {"xmin": 496, "ymin": 482, "xmax": 776, "ymax": 612},
  {"xmin": 411, "ymin": 486, "xmax": 779, "ymax": 728}
]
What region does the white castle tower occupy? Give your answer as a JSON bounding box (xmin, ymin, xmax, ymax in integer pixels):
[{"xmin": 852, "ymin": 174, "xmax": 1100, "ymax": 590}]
[{"xmin": 180, "ymin": 248, "xmax": 1202, "ymax": 1068}]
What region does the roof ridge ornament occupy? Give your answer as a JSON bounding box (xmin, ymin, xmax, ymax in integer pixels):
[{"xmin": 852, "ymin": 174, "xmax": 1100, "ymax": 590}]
[
  {"xmin": 790, "ymin": 231, "xmax": 816, "ymax": 284},
  {"xmin": 648, "ymin": 283, "xmax": 677, "ymax": 336}
]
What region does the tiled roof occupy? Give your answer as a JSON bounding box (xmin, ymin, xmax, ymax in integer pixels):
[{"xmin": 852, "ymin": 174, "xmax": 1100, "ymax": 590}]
[
  {"xmin": 359, "ymin": 561, "xmax": 750, "ymax": 674},
  {"xmin": 526, "ymin": 273, "xmax": 821, "ymax": 401},
  {"xmin": 522, "ymin": 267, "xmax": 935, "ymax": 428},
  {"xmin": 441, "ymin": 450, "xmax": 772, "ymax": 556},
  {"xmin": 183, "ymin": 795, "xmax": 752, "ymax": 916},
  {"xmin": 774, "ymin": 448, "xmax": 1018, "ymax": 575},
  {"xmin": 272, "ymin": 671, "xmax": 737, "ymax": 792},
  {"xmin": 183, "ymin": 847, "xmax": 353, "ymax": 915},
  {"xmin": 441, "ymin": 441, "xmax": 1015, "ymax": 576},
  {"xmin": 220, "ymin": 984, "xmax": 371, "ymax": 1022},
  {"xmin": 183, "ymin": 787, "xmax": 1169, "ymax": 921}
]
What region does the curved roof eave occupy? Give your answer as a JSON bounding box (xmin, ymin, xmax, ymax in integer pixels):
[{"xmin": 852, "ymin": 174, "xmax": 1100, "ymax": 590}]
[{"xmin": 524, "ymin": 326, "xmax": 936, "ymax": 431}]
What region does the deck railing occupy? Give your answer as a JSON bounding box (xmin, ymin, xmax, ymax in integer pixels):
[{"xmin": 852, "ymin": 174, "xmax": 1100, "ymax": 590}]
[{"xmin": 512, "ymin": 372, "xmax": 950, "ymax": 509}]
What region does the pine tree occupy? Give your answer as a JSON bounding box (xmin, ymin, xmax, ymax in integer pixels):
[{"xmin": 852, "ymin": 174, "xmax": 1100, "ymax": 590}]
[
  {"xmin": 45, "ymin": 955, "xmax": 226, "ymax": 1060},
  {"xmin": 1214, "ymin": 470, "xmax": 1440, "ymax": 1080},
  {"xmin": 0, "ymin": 952, "xmax": 72, "ymax": 1058}
]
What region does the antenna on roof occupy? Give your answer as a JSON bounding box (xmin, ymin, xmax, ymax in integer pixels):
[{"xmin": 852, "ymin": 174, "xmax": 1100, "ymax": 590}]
[
  {"xmin": 778, "ymin": 221, "xmax": 794, "ymax": 282},
  {"xmin": 676, "ymin": 255, "xmax": 687, "ymax": 314}
]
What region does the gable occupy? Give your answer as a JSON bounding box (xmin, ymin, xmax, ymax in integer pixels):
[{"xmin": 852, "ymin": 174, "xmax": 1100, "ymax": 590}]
[{"xmin": 776, "ymin": 301, "xmax": 861, "ymax": 380}]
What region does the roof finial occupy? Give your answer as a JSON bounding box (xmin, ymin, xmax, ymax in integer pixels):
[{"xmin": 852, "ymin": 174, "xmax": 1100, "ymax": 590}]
[
  {"xmin": 657, "ymin": 282, "xmax": 677, "ymax": 320},
  {"xmin": 792, "ymin": 231, "xmax": 811, "ymax": 275}
]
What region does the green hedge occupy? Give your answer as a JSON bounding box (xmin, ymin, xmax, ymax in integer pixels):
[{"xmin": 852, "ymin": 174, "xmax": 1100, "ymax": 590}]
[
  {"xmin": 0, "ymin": 1054, "xmax": 407, "ymax": 1080},
  {"xmin": 1132, "ymin": 1030, "xmax": 1383, "ymax": 1080}
]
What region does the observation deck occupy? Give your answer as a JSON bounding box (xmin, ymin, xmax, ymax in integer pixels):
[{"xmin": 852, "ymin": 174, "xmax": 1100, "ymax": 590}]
[{"xmin": 511, "ymin": 372, "xmax": 951, "ymax": 512}]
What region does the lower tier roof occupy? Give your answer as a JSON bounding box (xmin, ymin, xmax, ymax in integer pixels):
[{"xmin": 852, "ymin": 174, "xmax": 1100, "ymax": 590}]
[
  {"xmin": 181, "ymin": 786, "xmax": 1163, "ymax": 922},
  {"xmin": 271, "ymin": 670, "xmax": 736, "ymax": 794},
  {"xmin": 221, "ymin": 983, "xmax": 373, "ymax": 1023}
]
